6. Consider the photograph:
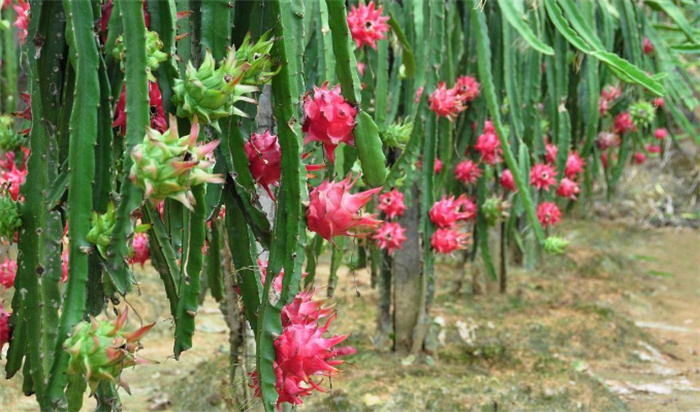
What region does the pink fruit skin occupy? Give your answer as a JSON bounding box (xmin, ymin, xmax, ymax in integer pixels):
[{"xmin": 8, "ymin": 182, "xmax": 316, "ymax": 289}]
[
  {"xmin": 454, "ymin": 159, "xmax": 482, "ymax": 185},
  {"xmin": 564, "ymin": 152, "xmax": 585, "ymax": 179},
  {"xmin": 373, "ymin": 222, "xmax": 407, "ymax": 253},
  {"xmin": 537, "ymin": 202, "xmax": 561, "ymax": 228},
  {"xmin": 429, "ymin": 194, "xmax": 476, "ymax": 228},
  {"xmin": 556, "ymin": 178, "xmax": 580, "ymax": 200},
  {"xmin": 245, "ymin": 130, "xmax": 282, "ymax": 199},
  {"xmin": 429, "ymin": 82, "xmax": 464, "ymax": 121},
  {"xmin": 306, "ymin": 175, "xmax": 381, "ymax": 240},
  {"xmin": 431, "ymin": 228, "xmax": 470, "ymax": 255},
  {"xmin": 501, "ymin": 170, "xmax": 516, "ymax": 192},
  {"xmin": 302, "ymin": 83, "xmax": 357, "ymax": 163},
  {"xmin": 0, "ymin": 258, "xmax": 17, "ymax": 289},
  {"xmin": 0, "ymin": 303, "xmax": 11, "ymax": 354},
  {"xmin": 346, "ymin": 1, "xmax": 389, "ymax": 50},
  {"xmin": 377, "ymin": 189, "xmax": 406, "ymax": 219},
  {"xmin": 530, "ymin": 163, "xmax": 557, "ymax": 191}
]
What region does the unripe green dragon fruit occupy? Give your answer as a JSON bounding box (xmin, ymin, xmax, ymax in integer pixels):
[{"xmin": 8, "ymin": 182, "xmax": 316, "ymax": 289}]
[
  {"xmin": 0, "ymin": 194, "xmax": 21, "ymax": 239},
  {"xmin": 64, "ymin": 308, "xmax": 155, "ymax": 394},
  {"xmin": 629, "ymin": 100, "xmax": 655, "ymax": 129},
  {"xmin": 482, "ymin": 196, "xmax": 510, "ymax": 227},
  {"xmin": 543, "ymin": 236, "xmax": 569, "ymax": 255},
  {"xmin": 86, "ymin": 202, "xmax": 116, "ymax": 258},
  {"xmin": 235, "ymin": 31, "xmax": 277, "ymax": 85},
  {"xmin": 112, "ymin": 31, "xmax": 168, "ymax": 81},
  {"xmin": 129, "ymin": 116, "xmax": 224, "ymax": 210},
  {"xmin": 0, "ymin": 114, "xmax": 23, "ymax": 152},
  {"xmin": 172, "ymin": 48, "xmax": 259, "ymax": 132},
  {"xmin": 381, "ymin": 120, "xmax": 413, "ymax": 149}
]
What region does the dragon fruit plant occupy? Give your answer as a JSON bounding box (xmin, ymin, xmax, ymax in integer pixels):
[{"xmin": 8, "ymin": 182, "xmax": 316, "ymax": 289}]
[{"xmin": 1, "ymin": 0, "xmax": 697, "ymax": 411}]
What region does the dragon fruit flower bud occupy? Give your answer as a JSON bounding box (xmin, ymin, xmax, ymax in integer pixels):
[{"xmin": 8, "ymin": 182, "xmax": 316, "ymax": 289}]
[
  {"xmin": 454, "ymin": 159, "xmax": 482, "ymax": 185},
  {"xmin": 306, "ymin": 174, "xmax": 382, "ymax": 240},
  {"xmin": 530, "ymin": 163, "xmax": 557, "ymax": 191},
  {"xmin": 302, "ymin": 82, "xmax": 357, "ymax": 163},
  {"xmin": 130, "ymin": 116, "xmax": 224, "ymax": 211},
  {"xmin": 63, "ymin": 308, "xmax": 155, "ymax": 394},
  {"xmin": 431, "ymin": 228, "xmax": 470, "ymax": 255},
  {"xmin": 501, "ymin": 169, "xmax": 516, "ymax": 192},
  {"xmin": 536, "ymin": 202, "xmax": 561, "ymax": 228},
  {"xmin": 377, "ymin": 189, "xmax": 406, "ymax": 219},
  {"xmin": 429, "ymin": 82, "xmax": 465, "ymax": 121},
  {"xmin": 347, "ymin": 1, "xmax": 390, "ymax": 50},
  {"xmin": 556, "ymin": 178, "xmax": 580, "ymax": 200},
  {"xmin": 0, "ymin": 258, "xmax": 16, "ymax": 289},
  {"xmin": 373, "ymin": 222, "xmax": 407, "ymax": 254},
  {"xmin": 244, "ymin": 130, "xmax": 282, "ymax": 199}
]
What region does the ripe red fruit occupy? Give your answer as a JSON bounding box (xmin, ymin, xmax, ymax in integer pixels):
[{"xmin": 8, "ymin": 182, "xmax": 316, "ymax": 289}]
[
  {"xmin": 129, "ymin": 233, "xmax": 150, "ymax": 267},
  {"xmin": 454, "ymin": 159, "xmax": 482, "ymax": 185},
  {"xmin": 0, "ymin": 258, "xmax": 17, "ymax": 289},
  {"xmin": 613, "ymin": 112, "xmax": 636, "ymax": 135},
  {"xmin": 529, "ymin": 163, "xmax": 557, "ymax": 191},
  {"xmin": 643, "ymin": 37, "xmax": 654, "ymax": 55},
  {"xmin": 501, "ymin": 169, "xmax": 516, "ymax": 192},
  {"xmin": 373, "ymin": 222, "xmax": 407, "ymax": 254},
  {"xmin": 12, "ymin": 0, "xmax": 29, "ymax": 45},
  {"xmin": 556, "ymin": 178, "xmax": 580, "ymax": 200},
  {"xmin": 377, "ymin": 189, "xmax": 406, "ymax": 219},
  {"xmin": 645, "ymin": 144, "xmax": 661, "ymax": 154},
  {"xmin": 346, "ymin": 1, "xmax": 390, "ymax": 50},
  {"xmin": 429, "ymin": 194, "xmax": 476, "ymax": 228},
  {"xmin": 536, "ymin": 202, "xmax": 561, "ymax": 228},
  {"xmin": 302, "ymin": 83, "xmax": 357, "ymax": 163},
  {"xmin": 633, "ymin": 152, "xmax": 647, "ymax": 164},
  {"xmin": 654, "ymin": 128, "xmax": 668, "ymax": 140},
  {"xmin": 113, "ymin": 82, "xmax": 168, "ymax": 136},
  {"xmin": 564, "ymin": 152, "xmax": 585, "ymax": 179},
  {"xmin": 306, "ymin": 175, "xmax": 382, "ymax": 240},
  {"xmin": 244, "ymin": 130, "xmax": 282, "ymax": 199},
  {"xmin": 1, "ymin": 163, "xmax": 27, "ymax": 201},
  {"xmin": 454, "ymin": 75, "xmax": 480, "ymax": 103},
  {"xmin": 544, "ymin": 143, "xmax": 558, "ymax": 164},
  {"xmin": 474, "ymin": 132, "xmax": 502, "ymax": 165},
  {"xmin": 0, "ymin": 303, "xmax": 11, "ymax": 354},
  {"xmin": 431, "ymin": 228, "xmax": 470, "ymax": 255},
  {"xmin": 653, "ymin": 98, "xmax": 665, "ymax": 108},
  {"xmin": 429, "ymin": 82, "xmax": 465, "ymax": 121}
]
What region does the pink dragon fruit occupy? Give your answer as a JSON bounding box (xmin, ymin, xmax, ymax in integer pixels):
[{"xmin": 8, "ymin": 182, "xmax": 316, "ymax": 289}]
[
  {"xmin": 645, "ymin": 144, "xmax": 661, "ymax": 154},
  {"xmin": 474, "ymin": 131, "xmax": 502, "ymax": 165},
  {"xmin": 377, "ymin": 189, "xmax": 406, "ymax": 219},
  {"xmin": 556, "ymin": 178, "xmax": 580, "ymax": 200},
  {"xmin": 654, "ymin": 128, "xmax": 668, "ymax": 140},
  {"xmin": 653, "ymin": 97, "xmax": 665, "ymax": 108},
  {"xmin": 454, "ymin": 159, "xmax": 482, "ymax": 185},
  {"xmin": 12, "ymin": 0, "xmax": 29, "ymax": 44},
  {"xmin": 431, "ymin": 228, "xmax": 470, "ymax": 255},
  {"xmin": 633, "ymin": 152, "xmax": 647, "ymax": 164},
  {"xmin": 347, "ymin": 1, "xmax": 390, "ymax": 50},
  {"xmin": 564, "ymin": 152, "xmax": 585, "ymax": 179},
  {"xmin": 429, "ymin": 194, "xmax": 475, "ymax": 228},
  {"xmin": 302, "ymin": 83, "xmax": 357, "ymax": 163},
  {"xmin": 429, "ymin": 82, "xmax": 464, "ymax": 121},
  {"xmin": 0, "ymin": 147, "xmax": 28, "ymax": 172},
  {"xmin": 306, "ymin": 174, "xmax": 382, "ymax": 240},
  {"xmin": 595, "ymin": 131, "xmax": 618, "ymax": 150},
  {"xmin": 530, "ymin": 163, "xmax": 557, "ymax": 191},
  {"xmin": 1, "ymin": 161, "xmax": 27, "ymax": 202},
  {"xmin": 434, "ymin": 157, "xmax": 443, "ymax": 174},
  {"xmin": 281, "ymin": 288, "xmax": 334, "ymax": 327},
  {"xmin": 483, "ymin": 120, "xmax": 495, "ymax": 134},
  {"xmin": 501, "ymin": 169, "xmax": 516, "ymax": 192},
  {"xmin": 0, "ymin": 258, "xmax": 16, "ymax": 289},
  {"xmin": 373, "ymin": 222, "xmax": 407, "ymax": 254},
  {"xmin": 454, "ymin": 75, "xmax": 480, "ymax": 103},
  {"xmin": 643, "ymin": 37, "xmax": 654, "ymax": 55},
  {"xmin": 536, "ymin": 202, "xmax": 561, "ymax": 228},
  {"xmin": 129, "ymin": 233, "xmax": 150, "ymax": 267},
  {"xmin": 244, "ymin": 130, "xmax": 281, "ymax": 199},
  {"xmin": 601, "ymin": 85, "xmax": 622, "ymax": 101},
  {"xmin": 544, "ymin": 143, "xmax": 558, "ymax": 164},
  {"xmin": 601, "ymin": 152, "xmax": 609, "ymax": 169},
  {"xmin": 0, "ymin": 303, "xmax": 10, "ymax": 355},
  {"xmin": 113, "ymin": 82, "xmax": 168, "ymax": 136},
  {"xmin": 613, "ymin": 112, "xmax": 636, "ymax": 134}
]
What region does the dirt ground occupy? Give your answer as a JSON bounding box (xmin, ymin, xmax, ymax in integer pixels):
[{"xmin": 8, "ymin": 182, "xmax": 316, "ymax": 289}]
[{"xmin": 2, "ymin": 218, "xmax": 698, "ymax": 412}]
